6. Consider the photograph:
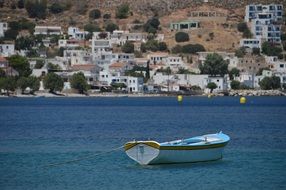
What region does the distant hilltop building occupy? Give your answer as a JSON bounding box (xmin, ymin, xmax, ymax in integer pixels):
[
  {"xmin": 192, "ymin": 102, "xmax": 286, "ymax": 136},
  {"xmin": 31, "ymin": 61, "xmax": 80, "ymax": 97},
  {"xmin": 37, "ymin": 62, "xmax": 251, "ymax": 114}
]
[
  {"xmin": 245, "ymin": 4, "xmax": 283, "ymax": 22},
  {"xmin": 241, "ymin": 4, "xmax": 283, "ymax": 49}
]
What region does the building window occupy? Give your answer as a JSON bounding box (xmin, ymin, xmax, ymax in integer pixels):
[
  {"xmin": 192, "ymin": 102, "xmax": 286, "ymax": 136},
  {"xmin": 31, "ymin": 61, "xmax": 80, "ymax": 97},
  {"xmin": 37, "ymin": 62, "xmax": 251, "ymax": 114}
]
[{"xmin": 280, "ymin": 64, "xmax": 284, "ymax": 68}]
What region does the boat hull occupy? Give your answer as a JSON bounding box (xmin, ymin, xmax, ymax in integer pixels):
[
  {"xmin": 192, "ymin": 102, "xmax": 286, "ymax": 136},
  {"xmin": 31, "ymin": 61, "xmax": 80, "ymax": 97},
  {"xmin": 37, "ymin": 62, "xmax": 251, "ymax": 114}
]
[{"xmin": 125, "ymin": 133, "xmax": 230, "ymax": 165}]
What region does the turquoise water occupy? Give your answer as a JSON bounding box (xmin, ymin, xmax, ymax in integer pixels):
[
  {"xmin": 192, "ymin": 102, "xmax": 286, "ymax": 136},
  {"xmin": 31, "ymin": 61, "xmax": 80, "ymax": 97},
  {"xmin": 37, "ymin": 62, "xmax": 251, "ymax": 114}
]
[{"xmin": 0, "ymin": 97, "xmax": 286, "ymax": 190}]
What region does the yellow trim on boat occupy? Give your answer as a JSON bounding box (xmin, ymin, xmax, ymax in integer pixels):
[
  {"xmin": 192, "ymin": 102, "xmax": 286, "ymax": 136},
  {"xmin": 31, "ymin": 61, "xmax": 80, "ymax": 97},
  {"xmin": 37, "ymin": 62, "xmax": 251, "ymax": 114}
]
[
  {"xmin": 124, "ymin": 141, "xmax": 228, "ymax": 151},
  {"xmin": 124, "ymin": 141, "xmax": 160, "ymax": 151}
]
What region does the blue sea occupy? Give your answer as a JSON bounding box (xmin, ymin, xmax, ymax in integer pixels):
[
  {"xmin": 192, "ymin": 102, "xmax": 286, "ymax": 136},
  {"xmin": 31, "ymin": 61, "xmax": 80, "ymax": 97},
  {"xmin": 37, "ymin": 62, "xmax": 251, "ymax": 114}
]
[{"xmin": 0, "ymin": 96, "xmax": 286, "ymax": 190}]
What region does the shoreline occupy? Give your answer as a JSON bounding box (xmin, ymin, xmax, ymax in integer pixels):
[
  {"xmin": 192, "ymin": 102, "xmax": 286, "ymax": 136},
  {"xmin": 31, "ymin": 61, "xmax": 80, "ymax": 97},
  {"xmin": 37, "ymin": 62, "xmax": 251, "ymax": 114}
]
[{"xmin": 0, "ymin": 90, "xmax": 285, "ymax": 98}]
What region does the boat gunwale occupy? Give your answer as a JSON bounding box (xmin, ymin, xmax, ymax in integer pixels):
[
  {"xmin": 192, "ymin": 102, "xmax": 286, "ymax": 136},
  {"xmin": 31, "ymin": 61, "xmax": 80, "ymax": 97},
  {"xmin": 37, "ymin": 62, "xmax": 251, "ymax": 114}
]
[{"xmin": 124, "ymin": 141, "xmax": 229, "ymax": 151}]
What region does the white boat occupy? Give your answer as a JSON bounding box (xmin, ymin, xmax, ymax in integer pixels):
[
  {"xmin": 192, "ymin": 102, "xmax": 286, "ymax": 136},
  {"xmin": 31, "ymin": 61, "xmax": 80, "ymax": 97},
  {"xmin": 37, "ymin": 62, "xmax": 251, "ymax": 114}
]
[{"xmin": 124, "ymin": 132, "xmax": 230, "ymax": 165}]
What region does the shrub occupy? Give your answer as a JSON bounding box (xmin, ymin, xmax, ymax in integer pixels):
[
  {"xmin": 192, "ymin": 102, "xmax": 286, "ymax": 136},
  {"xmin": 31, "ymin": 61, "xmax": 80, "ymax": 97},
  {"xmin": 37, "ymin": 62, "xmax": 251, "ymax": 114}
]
[
  {"xmin": 84, "ymin": 23, "xmax": 101, "ymax": 33},
  {"xmin": 103, "ymin": 13, "xmax": 111, "ymax": 20},
  {"xmin": 158, "ymin": 42, "xmax": 168, "ymax": 51},
  {"xmin": 25, "ymin": 0, "xmax": 47, "ymax": 19},
  {"xmin": 144, "ymin": 17, "xmax": 160, "ymax": 34},
  {"xmin": 181, "ymin": 44, "xmax": 205, "ymax": 54},
  {"xmin": 49, "ymin": 2, "xmax": 64, "ymax": 14},
  {"xmin": 175, "ymin": 32, "xmax": 190, "ymax": 42},
  {"xmin": 105, "ymin": 23, "xmax": 119, "ymax": 33},
  {"xmin": 122, "ymin": 41, "xmax": 134, "ymax": 53},
  {"xmin": 237, "ymin": 22, "xmax": 248, "ymax": 32},
  {"xmin": 116, "ymin": 4, "xmax": 129, "ymax": 19},
  {"xmin": 89, "ymin": 9, "xmax": 101, "ymax": 19},
  {"xmin": 231, "ymin": 80, "xmax": 241, "ymax": 90}
]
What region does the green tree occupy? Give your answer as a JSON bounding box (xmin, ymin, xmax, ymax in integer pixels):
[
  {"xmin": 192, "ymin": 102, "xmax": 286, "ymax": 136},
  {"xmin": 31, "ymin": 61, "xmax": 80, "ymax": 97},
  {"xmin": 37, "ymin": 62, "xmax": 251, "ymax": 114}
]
[
  {"xmin": 116, "ymin": 4, "xmax": 130, "ymax": 19},
  {"xmin": 49, "ymin": 2, "xmax": 64, "ymax": 14},
  {"xmin": 144, "ymin": 17, "xmax": 160, "ymax": 34},
  {"xmin": 25, "ymin": 0, "xmax": 47, "ymax": 19},
  {"xmin": 259, "ymin": 76, "xmax": 281, "ymax": 90},
  {"xmin": 17, "ymin": 77, "xmax": 29, "ymax": 93},
  {"xmin": 262, "ymin": 42, "xmax": 282, "ymax": 57},
  {"xmin": 140, "ymin": 40, "xmax": 159, "ymax": 52},
  {"xmin": 199, "ymin": 53, "xmax": 228, "ymax": 76},
  {"xmin": 229, "ymin": 68, "xmax": 240, "ymax": 80},
  {"xmin": 70, "ymin": 72, "xmax": 89, "ymax": 94},
  {"xmin": 105, "ymin": 23, "xmax": 119, "ymax": 33},
  {"xmin": 230, "ymin": 80, "xmax": 241, "ymax": 90},
  {"xmin": 121, "ymin": 41, "xmax": 134, "ymax": 53},
  {"xmin": 237, "ymin": 22, "xmax": 248, "ymax": 32},
  {"xmin": 47, "ymin": 63, "xmax": 61, "ymax": 71},
  {"xmin": 15, "ymin": 36, "xmax": 35, "ymax": 50},
  {"xmin": 8, "ymin": 55, "xmax": 31, "ymax": 77},
  {"xmin": 0, "ymin": 77, "xmax": 16, "ymax": 96},
  {"xmin": 158, "ymin": 42, "xmax": 168, "ymax": 51},
  {"xmin": 84, "ymin": 23, "xmax": 101, "ymax": 33},
  {"xmin": 207, "ymin": 82, "xmax": 217, "ymax": 93},
  {"xmin": 89, "ymin": 9, "xmax": 101, "ymax": 19},
  {"xmin": 27, "ymin": 76, "xmax": 40, "ymax": 93},
  {"xmin": 175, "ymin": 32, "xmax": 190, "ymax": 42},
  {"xmin": 111, "ymin": 82, "xmax": 127, "ymax": 90},
  {"xmin": 43, "ymin": 72, "xmax": 63, "ymax": 93}
]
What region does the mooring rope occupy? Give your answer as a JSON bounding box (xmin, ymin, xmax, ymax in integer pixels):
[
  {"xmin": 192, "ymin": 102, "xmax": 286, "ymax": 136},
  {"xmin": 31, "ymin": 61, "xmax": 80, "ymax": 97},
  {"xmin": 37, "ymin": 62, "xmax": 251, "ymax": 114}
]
[{"xmin": 43, "ymin": 145, "xmax": 124, "ymax": 168}]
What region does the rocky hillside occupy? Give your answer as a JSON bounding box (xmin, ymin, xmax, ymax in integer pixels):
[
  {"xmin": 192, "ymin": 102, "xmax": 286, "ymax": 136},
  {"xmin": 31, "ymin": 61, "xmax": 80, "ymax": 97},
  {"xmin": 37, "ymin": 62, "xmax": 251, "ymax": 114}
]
[{"xmin": 0, "ymin": 0, "xmax": 285, "ymax": 52}]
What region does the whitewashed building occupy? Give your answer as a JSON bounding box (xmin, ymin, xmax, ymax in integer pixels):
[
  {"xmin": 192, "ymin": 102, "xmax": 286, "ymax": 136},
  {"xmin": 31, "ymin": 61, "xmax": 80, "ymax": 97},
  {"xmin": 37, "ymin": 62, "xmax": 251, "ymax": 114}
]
[
  {"xmin": 34, "ymin": 26, "xmax": 62, "ymax": 35},
  {"xmin": 68, "ymin": 27, "xmax": 88, "ymax": 40},
  {"xmin": 0, "ymin": 22, "xmax": 8, "ymax": 37},
  {"xmin": 245, "ymin": 4, "xmax": 283, "ymax": 22},
  {"xmin": 0, "ymin": 44, "xmax": 15, "ymax": 57},
  {"xmin": 63, "ymin": 50, "xmax": 92, "ymax": 66},
  {"xmin": 92, "ymin": 38, "xmax": 112, "ymax": 61},
  {"xmin": 245, "ymin": 4, "xmax": 283, "ymax": 44},
  {"xmin": 240, "ymin": 38, "xmax": 261, "ymax": 49}
]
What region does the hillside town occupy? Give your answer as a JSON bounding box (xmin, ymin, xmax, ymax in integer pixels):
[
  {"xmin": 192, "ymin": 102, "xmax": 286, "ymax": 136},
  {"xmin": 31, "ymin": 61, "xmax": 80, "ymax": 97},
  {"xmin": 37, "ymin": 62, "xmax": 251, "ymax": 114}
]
[{"xmin": 0, "ymin": 1, "xmax": 286, "ymax": 96}]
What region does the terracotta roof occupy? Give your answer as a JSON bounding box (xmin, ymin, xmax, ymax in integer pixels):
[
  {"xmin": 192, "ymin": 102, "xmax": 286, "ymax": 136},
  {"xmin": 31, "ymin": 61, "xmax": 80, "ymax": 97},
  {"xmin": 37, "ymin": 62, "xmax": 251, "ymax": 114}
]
[
  {"xmin": 0, "ymin": 56, "xmax": 8, "ymax": 62},
  {"xmin": 71, "ymin": 64, "xmax": 98, "ymax": 71},
  {"xmin": 109, "ymin": 62, "xmax": 126, "ymax": 69}
]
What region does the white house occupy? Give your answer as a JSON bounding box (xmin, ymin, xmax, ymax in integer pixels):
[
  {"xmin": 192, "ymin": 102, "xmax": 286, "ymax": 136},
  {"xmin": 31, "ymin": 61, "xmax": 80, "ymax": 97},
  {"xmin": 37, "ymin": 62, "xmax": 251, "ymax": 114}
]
[
  {"xmin": 63, "ymin": 50, "xmax": 92, "ymax": 66},
  {"xmin": 0, "ymin": 22, "xmax": 8, "ymax": 37},
  {"xmin": 34, "ymin": 26, "xmax": 62, "ymax": 35},
  {"xmin": 98, "ymin": 70, "xmax": 143, "ymax": 92},
  {"xmin": 91, "ymin": 38, "xmax": 112, "ymax": 61},
  {"xmin": 245, "ymin": 4, "xmax": 283, "ymax": 44},
  {"xmin": 58, "ymin": 39, "xmax": 81, "ymax": 48},
  {"xmin": 0, "ymin": 44, "xmax": 15, "ymax": 57},
  {"xmin": 240, "ymin": 38, "xmax": 261, "ymax": 49},
  {"xmin": 147, "ymin": 52, "xmax": 169, "ymax": 64},
  {"xmin": 204, "ymin": 76, "xmax": 228, "ymax": 93},
  {"xmin": 68, "ymin": 27, "xmax": 88, "ymax": 40},
  {"xmin": 265, "ymin": 56, "xmax": 286, "ymax": 72},
  {"xmin": 164, "ymin": 56, "xmax": 185, "ymax": 70}
]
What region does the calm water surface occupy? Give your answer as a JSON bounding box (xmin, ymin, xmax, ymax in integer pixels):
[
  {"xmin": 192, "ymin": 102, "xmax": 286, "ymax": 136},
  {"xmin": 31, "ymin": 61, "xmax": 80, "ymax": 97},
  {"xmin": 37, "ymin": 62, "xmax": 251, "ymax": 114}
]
[{"xmin": 0, "ymin": 96, "xmax": 286, "ymax": 190}]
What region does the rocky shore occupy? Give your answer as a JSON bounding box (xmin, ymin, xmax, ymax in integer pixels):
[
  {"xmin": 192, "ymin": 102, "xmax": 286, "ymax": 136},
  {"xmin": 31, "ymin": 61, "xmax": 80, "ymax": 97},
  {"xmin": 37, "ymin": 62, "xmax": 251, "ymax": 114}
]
[{"xmin": 227, "ymin": 90, "xmax": 286, "ymax": 96}]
